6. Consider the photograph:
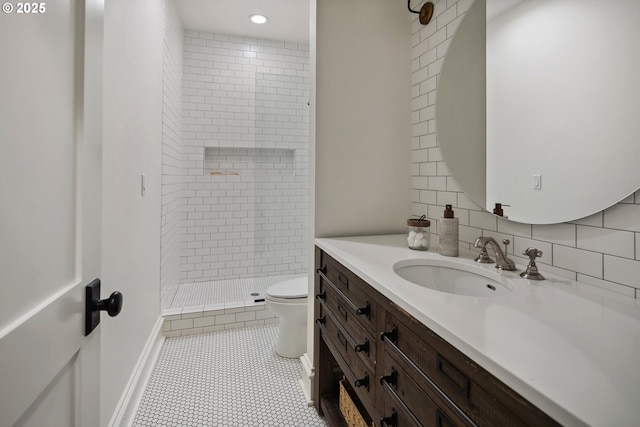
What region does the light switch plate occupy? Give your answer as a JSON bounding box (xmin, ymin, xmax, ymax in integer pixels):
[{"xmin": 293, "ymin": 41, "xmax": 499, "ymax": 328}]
[{"xmin": 532, "ymin": 174, "xmax": 542, "ymax": 190}]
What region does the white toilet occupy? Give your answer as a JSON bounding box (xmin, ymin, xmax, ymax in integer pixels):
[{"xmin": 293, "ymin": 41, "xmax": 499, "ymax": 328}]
[{"xmin": 265, "ymin": 276, "xmax": 308, "ymax": 358}]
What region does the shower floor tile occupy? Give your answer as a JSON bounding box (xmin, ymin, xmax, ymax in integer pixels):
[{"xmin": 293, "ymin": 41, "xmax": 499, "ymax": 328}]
[{"xmin": 133, "ymin": 324, "xmax": 326, "ymax": 427}]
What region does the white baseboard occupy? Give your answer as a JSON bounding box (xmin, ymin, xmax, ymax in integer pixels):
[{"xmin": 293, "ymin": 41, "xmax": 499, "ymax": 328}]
[
  {"xmin": 299, "ymin": 352, "xmax": 315, "ymax": 406},
  {"xmin": 108, "ymin": 316, "xmax": 165, "ymax": 427}
]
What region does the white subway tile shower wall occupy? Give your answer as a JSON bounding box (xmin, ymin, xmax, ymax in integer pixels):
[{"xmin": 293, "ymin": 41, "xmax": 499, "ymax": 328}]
[
  {"xmin": 160, "ymin": 0, "xmax": 183, "ymax": 310},
  {"xmin": 204, "ymin": 147, "xmax": 294, "ymax": 176},
  {"xmin": 181, "ymin": 32, "xmax": 309, "ymax": 283},
  {"xmin": 412, "ymin": 0, "xmax": 640, "ymax": 297}
]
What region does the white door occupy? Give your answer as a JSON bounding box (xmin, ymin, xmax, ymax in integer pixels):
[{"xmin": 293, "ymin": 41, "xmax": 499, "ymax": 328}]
[{"xmin": 0, "ymin": 1, "xmax": 104, "ymax": 426}]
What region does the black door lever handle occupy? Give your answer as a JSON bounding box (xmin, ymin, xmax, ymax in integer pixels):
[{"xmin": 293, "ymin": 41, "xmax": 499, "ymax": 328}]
[{"xmin": 85, "ymin": 278, "xmax": 124, "ymax": 335}]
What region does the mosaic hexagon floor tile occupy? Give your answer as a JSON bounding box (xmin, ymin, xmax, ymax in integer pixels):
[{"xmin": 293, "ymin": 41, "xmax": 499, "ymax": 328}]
[{"xmin": 133, "ymin": 324, "xmax": 326, "ymax": 426}]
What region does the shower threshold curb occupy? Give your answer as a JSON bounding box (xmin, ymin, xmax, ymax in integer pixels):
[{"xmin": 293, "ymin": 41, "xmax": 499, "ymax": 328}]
[{"xmin": 161, "ymin": 299, "xmax": 279, "ymax": 337}]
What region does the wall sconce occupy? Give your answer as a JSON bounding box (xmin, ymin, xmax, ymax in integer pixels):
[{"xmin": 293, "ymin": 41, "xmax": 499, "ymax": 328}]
[{"xmin": 408, "ymin": 1, "xmax": 434, "ymax": 25}]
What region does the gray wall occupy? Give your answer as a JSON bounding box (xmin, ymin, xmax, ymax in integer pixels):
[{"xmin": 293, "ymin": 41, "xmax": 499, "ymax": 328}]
[{"xmin": 314, "ymin": 0, "xmax": 412, "ymax": 238}]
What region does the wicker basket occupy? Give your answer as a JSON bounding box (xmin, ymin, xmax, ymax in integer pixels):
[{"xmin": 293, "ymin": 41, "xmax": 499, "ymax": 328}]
[{"xmin": 339, "ymin": 380, "xmax": 374, "ymax": 427}]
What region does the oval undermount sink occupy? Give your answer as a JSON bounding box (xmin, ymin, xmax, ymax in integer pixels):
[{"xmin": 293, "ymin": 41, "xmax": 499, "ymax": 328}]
[{"xmin": 393, "ymin": 259, "xmax": 513, "ymax": 297}]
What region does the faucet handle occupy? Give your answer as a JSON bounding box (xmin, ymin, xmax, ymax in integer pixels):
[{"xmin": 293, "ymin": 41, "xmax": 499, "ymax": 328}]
[
  {"xmin": 522, "ymin": 247, "xmax": 543, "ymax": 260},
  {"xmin": 520, "ymin": 247, "xmax": 545, "ymax": 280},
  {"xmin": 502, "ymin": 239, "xmax": 510, "ymax": 255}
]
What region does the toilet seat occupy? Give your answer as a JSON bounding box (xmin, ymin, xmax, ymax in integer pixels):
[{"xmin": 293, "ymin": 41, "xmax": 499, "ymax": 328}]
[{"xmin": 265, "ymin": 277, "xmax": 308, "ymax": 302}]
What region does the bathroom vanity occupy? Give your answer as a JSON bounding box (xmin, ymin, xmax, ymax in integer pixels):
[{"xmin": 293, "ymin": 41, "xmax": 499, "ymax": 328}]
[{"xmin": 313, "ymin": 235, "xmax": 640, "ymax": 426}]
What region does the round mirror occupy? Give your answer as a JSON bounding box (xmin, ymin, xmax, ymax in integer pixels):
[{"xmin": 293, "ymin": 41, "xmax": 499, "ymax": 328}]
[{"xmin": 437, "ymin": 0, "xmax": 640, "ymax": 224}]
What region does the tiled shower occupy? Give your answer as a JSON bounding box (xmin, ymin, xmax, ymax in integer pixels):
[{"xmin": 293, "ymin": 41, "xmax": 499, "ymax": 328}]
[{"xmin": 160, "ymin": 22, "xmax": 310, "ymax": 324}]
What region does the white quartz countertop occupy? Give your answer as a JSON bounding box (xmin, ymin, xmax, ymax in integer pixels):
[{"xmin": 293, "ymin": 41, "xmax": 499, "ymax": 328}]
[{"xmin": 315, "ymin": 234, "xmax": 640, "ymax": 427}]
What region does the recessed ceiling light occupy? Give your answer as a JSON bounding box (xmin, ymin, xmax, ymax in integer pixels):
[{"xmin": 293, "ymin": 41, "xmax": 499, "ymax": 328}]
[{"xmin": 249, "ymin": 14, "xmax": 268, "ymax": 24}]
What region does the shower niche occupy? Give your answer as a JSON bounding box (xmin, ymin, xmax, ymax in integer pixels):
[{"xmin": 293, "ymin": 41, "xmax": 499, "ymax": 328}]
[{"xmin": 204, "ymin": 147, "xmax": 296, "ymax": 177}]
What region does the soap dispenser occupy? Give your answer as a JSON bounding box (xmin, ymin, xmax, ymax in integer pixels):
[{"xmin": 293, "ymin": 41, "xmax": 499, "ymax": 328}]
[{"xmin": 439, "ymin": 205, "xmax": 459, "ymax": 257}]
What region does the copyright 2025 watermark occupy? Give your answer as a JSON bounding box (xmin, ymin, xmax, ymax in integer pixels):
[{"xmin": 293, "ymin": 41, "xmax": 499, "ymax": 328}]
[{"xmin": 3, "ymin": 3, "xmax": 47, "ymax": 14}]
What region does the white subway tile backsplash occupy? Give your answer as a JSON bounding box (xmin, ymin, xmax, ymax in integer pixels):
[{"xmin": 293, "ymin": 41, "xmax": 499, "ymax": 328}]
[
  {"xmin": 577, "ymin": 225, "xmax": 635, "ymax": 259},
  {"xmin": 497, "ymin": 218, "xmax": 531, "ymax": 239},
  {"xmin": 437, "ymin": 5, "xmax": 458, "ymax": 31},
  {"xmin": 572, "ymin": 211, "xmax": 603, "ymax": 227},
  {"xmin": 420, "ymin": 48, "xmax": 439, "ymax": 70},
  {"xmin": 429, "ymin": 176, "xmax": 447, "ymax": 191},
  {"xmin": 457, "ymin": 192, "xmax": 481, "ymax": 211},
  {"xmin": 428, "ymin": 27, "xmax": 447, "ymax": 51},
  {"xmin": 459, "ymin": 224, "xmax": 479, "ymax": 245},
  {"xmin": 537, "ymin": 263, "xmax": 577, "ymax": 281},
  {"xmin": 553, "ymin": 245, "xmax": 603, "ymax": 278},
  {"xmin": 532, "ymin": 223, "xmax": 576, "ymax": 247},
  {"xmin": 420, "ymin": 75, "xmax": 438, "ymax": 94},
  {"xmin": 604, "ymin": 203, "xmax": 640, "ymax": 232},
  {"xmin": 603, "ymin": 256, "xmax": 640, "ymax": 288},
  {"xmin": 436, "ymin": 191, "xmax": 457, "ymax": 207},
  {"xmin": 469, "ymin": 210, "xmax": 497, "ymax": 232}
]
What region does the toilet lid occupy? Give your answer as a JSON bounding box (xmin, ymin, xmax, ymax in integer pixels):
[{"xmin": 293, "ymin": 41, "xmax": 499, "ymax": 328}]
[{"xmin": 266, "ymin": 277, "xmax": 307, "ymax": 299}]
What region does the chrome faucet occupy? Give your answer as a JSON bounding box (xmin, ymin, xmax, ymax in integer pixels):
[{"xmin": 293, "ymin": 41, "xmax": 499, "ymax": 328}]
[{"xmin": 474, "ymin": 236, "xmax": 516, "ymax": 271}]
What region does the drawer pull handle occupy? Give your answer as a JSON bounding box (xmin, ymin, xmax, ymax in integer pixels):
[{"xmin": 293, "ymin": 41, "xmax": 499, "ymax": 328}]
[
  {"xmin": 356, "ymin": 301, "xmax": 371, "ymax": 318},
  {"xmin": 316, "ymin": 264, "xmax": 327, "ymax": 275},
  {"xmin": 315, "ymin": 316, "xmax": 325, "ymax": 326},
  {"xmin": 315, "ymin": 290, "xmax": 326, "ymax": 300},
  {"xmin": 380, "ymin": 326, "xmax": 398, "ymax": 344},
  {"xmin": 354, "ymin": 373, "xmax": 369, "ymax": 390},
  {"xmin": 338, "ymin": 273, "xmax": 349, "ymax": 288},
  {"xmin": 354, "ymin": 339, "xmax": 369, "ymax": 355},
  {"xmin": 436, "ymin": 354, "xmax": 470, "ymax": 400},
  {"xmin": 381, "ymin": 375, "xmax": 425, "ymax": 427},
  {"xmin": 380, "ymin": 412, "xmax": 397, "ymax": 427},
  {"xmin": 379, "ymin": 368, "xmax": 397, "ymax": 388},
  {"xmin": 436, "ymin": 409, "xmax": 455, "ymax": 427}
]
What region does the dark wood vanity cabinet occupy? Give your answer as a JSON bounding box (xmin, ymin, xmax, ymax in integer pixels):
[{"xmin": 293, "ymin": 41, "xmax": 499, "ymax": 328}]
[{"xmin": 314, "ymin": 247, "xmax": 560, "ymax": 427}]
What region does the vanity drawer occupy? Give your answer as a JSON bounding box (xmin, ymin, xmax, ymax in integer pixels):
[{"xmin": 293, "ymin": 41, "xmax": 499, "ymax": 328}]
[
  {"xmin": 317, "ymin": 306, "xmax": 377, "ymax": 407},
  {"xmin": 318, "ymin": 277, "xmax": 376, "ymax": 369},
  {"xmin": 317, "ymin": 252, "xmax": 377, "ymax": 333},
  {"xmin": 380, "ymin": 406, "xmax": 458, "ymax": 427},
  {"xmin": 382, "ymin": 311, "xmax": 559, "ymax": 427},
  {"xmin": 380, "ymin": 350, "xmax": 470, "ymax": 427}
]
